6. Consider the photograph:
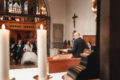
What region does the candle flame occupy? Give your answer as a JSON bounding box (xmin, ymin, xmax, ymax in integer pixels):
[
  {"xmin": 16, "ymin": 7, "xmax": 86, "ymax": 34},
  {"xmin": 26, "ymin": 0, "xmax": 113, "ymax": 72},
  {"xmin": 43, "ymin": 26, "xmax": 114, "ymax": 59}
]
[
  {"xmin": 2, "ymin": 24, "xmax": 5, "ymax": 30},
  {"xmin": 40, "ymin": 24, "xmax": 43, "ymax": 30},
  {"xmin": 41, "ymin": 6, "xmax": 46, "ymax": 11}
]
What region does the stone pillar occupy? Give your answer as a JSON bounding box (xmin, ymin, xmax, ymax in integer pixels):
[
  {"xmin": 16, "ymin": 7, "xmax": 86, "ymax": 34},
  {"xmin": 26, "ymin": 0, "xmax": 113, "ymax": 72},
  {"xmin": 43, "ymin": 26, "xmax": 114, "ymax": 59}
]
[{"xmin": 100, "ymin": 0, "xmax": 120, "ymax": 80}]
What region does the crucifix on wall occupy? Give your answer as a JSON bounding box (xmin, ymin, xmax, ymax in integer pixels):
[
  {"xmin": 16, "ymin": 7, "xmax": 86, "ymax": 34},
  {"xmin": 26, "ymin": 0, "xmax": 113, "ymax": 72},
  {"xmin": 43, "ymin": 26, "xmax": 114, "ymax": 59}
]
[{"xmin": 72, "ymin": 13, "xmax": 78, "ymax": 29}]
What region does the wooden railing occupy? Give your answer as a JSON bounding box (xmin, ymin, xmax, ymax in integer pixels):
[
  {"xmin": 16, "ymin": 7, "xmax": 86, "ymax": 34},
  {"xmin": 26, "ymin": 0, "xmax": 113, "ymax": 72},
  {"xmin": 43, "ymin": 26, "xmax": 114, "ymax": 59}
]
[
  {"xmin": 83, "ymin": 35, "xmax": 96, "ymax": 45},
  {"xmin": 0, "ymin": 21, "xmax": 46, "ymax": 31}
]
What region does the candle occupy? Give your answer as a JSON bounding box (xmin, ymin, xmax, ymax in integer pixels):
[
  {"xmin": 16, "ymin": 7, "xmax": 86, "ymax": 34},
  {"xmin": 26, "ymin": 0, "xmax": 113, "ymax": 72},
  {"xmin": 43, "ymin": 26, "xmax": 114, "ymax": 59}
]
[
  {"xmin": 0, "ymin": 24, "xmax": 10, "ymax": 80},
  {"xmin": 37, "ymin": 24, "xmax": 47, "ymax": 80}
]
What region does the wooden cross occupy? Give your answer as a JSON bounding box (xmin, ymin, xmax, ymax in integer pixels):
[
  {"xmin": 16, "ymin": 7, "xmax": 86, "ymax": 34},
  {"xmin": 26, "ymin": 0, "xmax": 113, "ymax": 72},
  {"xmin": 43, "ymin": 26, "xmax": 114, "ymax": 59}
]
[{"xmin": 72, "ymin": 14, "xmax": 78, "ymax": 29}]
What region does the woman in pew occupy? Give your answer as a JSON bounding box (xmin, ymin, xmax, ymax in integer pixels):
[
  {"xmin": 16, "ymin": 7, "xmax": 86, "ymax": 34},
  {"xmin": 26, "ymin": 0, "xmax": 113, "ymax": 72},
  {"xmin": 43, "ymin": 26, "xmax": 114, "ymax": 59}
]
[
  {"xmin": 21, "ymin": 40, "xmax": 37, "ymax": 65},
  {"xmin": 86, "ymin": 41, "xmax": 96, "ymax": 51},
  {"xmin": 86, "ymin": 41, "xmax": 92, "ymax": 50}
]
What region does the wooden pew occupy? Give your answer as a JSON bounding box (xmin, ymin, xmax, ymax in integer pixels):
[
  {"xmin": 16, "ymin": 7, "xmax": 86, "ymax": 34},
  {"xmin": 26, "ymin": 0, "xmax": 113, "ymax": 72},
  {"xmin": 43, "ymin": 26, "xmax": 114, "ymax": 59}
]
[
  {"xmin": 48, "ymin": 56, "xmax": 81, "ymax": 73},
  {"xmin": 83, "ymin": 35, "xmax": 96, "ymax": 45},
  {"xmin": 63, "ymin": 50, "xmax": 100, "ymax": 80}
]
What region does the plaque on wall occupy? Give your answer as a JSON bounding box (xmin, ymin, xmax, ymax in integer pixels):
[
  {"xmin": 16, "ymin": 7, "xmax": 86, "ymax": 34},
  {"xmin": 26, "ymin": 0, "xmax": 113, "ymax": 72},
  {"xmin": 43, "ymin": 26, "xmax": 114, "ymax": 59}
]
[{"xmin": 53, "ymin": 23, "xmax": 64, "ymax": 48}]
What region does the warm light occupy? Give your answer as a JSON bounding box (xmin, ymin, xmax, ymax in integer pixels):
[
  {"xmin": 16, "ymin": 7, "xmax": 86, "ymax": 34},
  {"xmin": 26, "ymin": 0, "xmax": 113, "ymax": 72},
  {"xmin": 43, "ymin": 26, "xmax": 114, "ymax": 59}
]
[
  {"xmin": 41, "ymin": 6, "xmax": 46, "ymax": 11},
  {"xmin": 40, "ymin": 24, "xmax": 43, "ymax": 30},
  {"xmin": 2, "ymin": 24, "xmax": 5, "ymax": 30}
]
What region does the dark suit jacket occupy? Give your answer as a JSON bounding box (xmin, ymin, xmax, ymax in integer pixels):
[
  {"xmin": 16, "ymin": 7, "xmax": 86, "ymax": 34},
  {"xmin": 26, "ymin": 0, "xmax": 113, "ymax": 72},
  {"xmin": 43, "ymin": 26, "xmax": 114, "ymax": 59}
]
[
  {"xmin": 12, "ymin": 43, "xmax": 24, "ymax": 55},
  {"xmin": 68, "ymin": 38, "xmax": 86, "ymax": 58}
]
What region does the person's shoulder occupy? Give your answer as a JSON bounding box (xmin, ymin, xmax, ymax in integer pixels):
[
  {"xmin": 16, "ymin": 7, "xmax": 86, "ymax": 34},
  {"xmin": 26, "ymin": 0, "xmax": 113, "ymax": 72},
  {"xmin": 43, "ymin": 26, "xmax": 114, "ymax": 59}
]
[
  {"xmin": 74, "ymin": 38, "xmax": 78, "ymax": 42},
  {"xmin": 12, "ymin": 44, "xmax": 17, "ymax": 48},
  {"xmin": 24, "ymin": 44, "xmax": 28, "ymax": 47},
  {"xmin": 77, "ymin": 38, "xmax": 84, "ymax": 41}
]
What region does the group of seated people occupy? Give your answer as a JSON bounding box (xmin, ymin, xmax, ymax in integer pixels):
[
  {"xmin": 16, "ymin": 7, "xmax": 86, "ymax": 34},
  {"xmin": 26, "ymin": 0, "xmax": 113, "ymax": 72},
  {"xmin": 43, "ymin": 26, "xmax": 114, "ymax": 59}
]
[{"xmin": 10, "ymin": 39, "xmax": 37, "ymax": 65}]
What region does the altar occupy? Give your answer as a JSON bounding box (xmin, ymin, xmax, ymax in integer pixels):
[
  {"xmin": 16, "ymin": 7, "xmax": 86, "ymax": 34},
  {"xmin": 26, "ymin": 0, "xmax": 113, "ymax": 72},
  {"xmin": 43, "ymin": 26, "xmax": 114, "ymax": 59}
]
[{"xmin": 9, "ymin": 68, "xmax": 66, "ymax": 80}]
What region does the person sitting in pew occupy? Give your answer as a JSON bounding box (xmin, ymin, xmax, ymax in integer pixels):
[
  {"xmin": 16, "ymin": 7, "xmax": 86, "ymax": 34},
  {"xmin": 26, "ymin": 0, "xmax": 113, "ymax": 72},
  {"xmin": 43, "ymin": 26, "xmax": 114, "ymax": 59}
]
[
  {"xmin": 85, "ymin": 41, "xmax": 96, "ymax": 51},
  {"xmin": 21, "ymin": 40, "xmax": 37, "ymax": 65},
  {"xmin": 60, "ymin": 32, "xmax": 86, "ymax": 58},
  {"xmin": 12, "ymin": 40, "xmax": 24, "ymax": 64}
]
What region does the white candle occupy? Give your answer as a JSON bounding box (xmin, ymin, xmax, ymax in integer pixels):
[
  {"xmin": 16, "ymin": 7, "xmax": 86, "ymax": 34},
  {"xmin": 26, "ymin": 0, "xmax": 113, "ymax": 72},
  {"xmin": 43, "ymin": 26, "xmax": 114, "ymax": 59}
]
[
  {"xmin": 37, "ymin": 24, "xmax": 47, "ymax": 80},
  {"xmin": 0, "ymin": 24, "xmax": 10, "ymax": 80}
]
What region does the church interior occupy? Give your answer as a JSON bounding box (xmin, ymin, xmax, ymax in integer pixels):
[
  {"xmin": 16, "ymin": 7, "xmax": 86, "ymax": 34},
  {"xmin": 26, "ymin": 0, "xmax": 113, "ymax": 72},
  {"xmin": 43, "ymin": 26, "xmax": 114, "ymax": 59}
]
[{"xmin": 0, "ymin": 0, "xmax": 120, "ymax": 80}]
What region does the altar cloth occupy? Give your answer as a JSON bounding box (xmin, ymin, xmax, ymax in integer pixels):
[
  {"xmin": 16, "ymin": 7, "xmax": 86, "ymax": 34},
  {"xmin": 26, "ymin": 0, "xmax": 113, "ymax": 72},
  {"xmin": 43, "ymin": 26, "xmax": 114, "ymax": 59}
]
[{"xmin": 9, "ymin": 68, "xmax": 66, "ymax": 80}]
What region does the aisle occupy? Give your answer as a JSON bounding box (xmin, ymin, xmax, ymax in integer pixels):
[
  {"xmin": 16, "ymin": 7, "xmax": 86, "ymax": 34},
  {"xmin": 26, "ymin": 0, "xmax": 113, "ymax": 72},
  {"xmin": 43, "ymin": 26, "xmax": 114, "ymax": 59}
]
[{"xmin": 9, "ymin": 68, "xmax": 66, "ymax": 80}]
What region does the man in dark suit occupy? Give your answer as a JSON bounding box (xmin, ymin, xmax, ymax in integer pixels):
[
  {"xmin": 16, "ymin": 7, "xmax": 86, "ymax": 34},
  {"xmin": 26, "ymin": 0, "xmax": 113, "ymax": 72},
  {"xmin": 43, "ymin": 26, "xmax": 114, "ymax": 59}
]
[
  {"xmin": 62, "ymin": 32, "xmax": 86, "ymax": 58},
  {"xmin": 68, "ymin": 32, "xmax": 86, "ymax": 58},
  {"xmin": 12, "ymin": 40, "xmax": 24, "ymax": 64}
]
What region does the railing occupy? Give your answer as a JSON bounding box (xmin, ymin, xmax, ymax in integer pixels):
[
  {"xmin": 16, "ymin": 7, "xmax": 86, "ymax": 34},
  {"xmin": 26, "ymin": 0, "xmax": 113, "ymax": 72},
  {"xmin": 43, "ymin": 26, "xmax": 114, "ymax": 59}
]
[{"xmin": 0, "ymin": 20, "xmax": 46, "ymax": 31}]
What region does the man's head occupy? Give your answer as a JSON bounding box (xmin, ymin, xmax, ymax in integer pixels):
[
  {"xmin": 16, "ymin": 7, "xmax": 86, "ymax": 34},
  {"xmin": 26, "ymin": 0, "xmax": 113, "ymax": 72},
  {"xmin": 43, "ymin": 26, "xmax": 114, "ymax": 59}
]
[
  {"xmin": 73, "ymin": 32, "xmax": 80, "ymax": 40},
  {"xmin": 18, "ymin": 40, "xmax": 22, "ymax": 44}
]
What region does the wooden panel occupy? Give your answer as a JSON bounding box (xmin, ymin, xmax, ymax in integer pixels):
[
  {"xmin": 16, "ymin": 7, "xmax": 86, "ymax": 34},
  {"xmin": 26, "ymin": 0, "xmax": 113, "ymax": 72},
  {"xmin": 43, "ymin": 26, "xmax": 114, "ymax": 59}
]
[
  {"xmin": 48, "ymin": 58, "xmax": 81, "ymax": 73},
  {"xmin": 53, "ymin": 24, "xmax": 63, "ymax": 42},
  {"xmin": 10, "ymin": 30, "xmax": 36, "ymax": 42},
  {"xmin": 0, "ymin": 21, "xmax": 46, "ymax": 31},
  {"xmin": 83, "ymin": 35, "xmax": 96, "ymax": 45},
  {"xmin": 100, "ymin": 0, "xmax": 120, "ymax": 80},
  {"xmin": 10, "ymin": 30, "xmax": 17, "ymax": 42},
  {"xmin": 0, "ymin": 20, "xmax": 47, "ymax": 42},
  {"xmin": 0, "ymin": 0, "xmax": 4, "ymax": 12},
  {"xmin": 52, "ymin": 23, "xmax": 64, "ymax": 48},
  {"xmin": 28, "ymin": 0, "xmax": 34, "ymax": 15}
]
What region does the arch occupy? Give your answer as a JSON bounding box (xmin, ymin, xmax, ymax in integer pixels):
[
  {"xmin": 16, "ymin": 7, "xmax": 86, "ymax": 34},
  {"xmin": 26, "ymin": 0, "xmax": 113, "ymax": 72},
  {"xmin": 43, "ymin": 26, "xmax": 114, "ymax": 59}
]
[{"xmin": 43, "ymin": 0, "xmax": 50, "ymax": 16}]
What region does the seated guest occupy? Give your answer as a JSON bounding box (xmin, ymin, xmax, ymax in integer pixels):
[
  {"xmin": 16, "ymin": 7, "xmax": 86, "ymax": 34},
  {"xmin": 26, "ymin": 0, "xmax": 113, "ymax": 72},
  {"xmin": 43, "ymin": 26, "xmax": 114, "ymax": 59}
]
[
  {"xmin": 21, "ymin": 41, "xmax": 37, "ymax": 65},
  {"xmin": 31, "ymin": 39, "xmax": 37, "ymax": 53},
  {"xmin": 12, "ymin": 40, "xmax": 24, "ymax": 64},
  {"xmin": 66, "ymin": 40, "xmax": 72, "ymax": 49},
  {"xmin": 10, "ymin": 39, "xmax": 16, "ymax": 57},
  {"xmin": 86, "ymin": 41, "xmax": 96, "ymax": 51},
  {"xmin": 86, "ymin": 41, "xmax": 92, "ymax": 50},
  {"xmin": 61, "ymin": 32, "xmax": 86, "ymax": 58},
  {"xmin": 63, "ymin": 40, "xmax": 67, "ymax": 48},
  {"xmin": 67, "ymin": 40, "xmax": 71, "ymax": 46}
]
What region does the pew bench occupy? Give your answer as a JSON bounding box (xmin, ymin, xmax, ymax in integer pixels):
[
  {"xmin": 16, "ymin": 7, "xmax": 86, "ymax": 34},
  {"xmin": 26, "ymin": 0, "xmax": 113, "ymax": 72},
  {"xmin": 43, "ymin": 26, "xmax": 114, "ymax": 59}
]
[
  {"xmin": 62, "ymin": 50, "xmax": 100, "ymax": 80},
  {"xmin": 48, "ymin": 57, "xmax": 81, "ymax": 73}
]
